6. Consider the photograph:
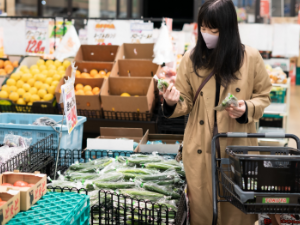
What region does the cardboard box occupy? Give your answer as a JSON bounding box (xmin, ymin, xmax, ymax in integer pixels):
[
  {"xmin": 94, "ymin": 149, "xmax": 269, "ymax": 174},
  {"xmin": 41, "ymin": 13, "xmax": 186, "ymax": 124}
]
[
  {"xmin": 0, "ymin": 187, "xmax": 20, "ymax": 225},
  {"xmin": 55, "ymin": 76, "xmax": 104, "ymax": 110},
  {"xmin": 75, "ymin": 45, "xmax": 119, "ymax": 63},
  {"xmin": 100, "ymin": 77, "xmax": 155, "ymax": 113},
  {"xmin": 110, "ymin": 59, "xmax": 159, "ymax": 78},
  {"xmin": 115, "ymin": 43, "xmax": 154, "ymax": 61},
  {"xmin": 137, "ymin": 130, "xmax": 183, "ymax": 153},
  {"xmin": 0, "ymin": 171, "xmax": 47, "ymax": 211},
  {"xmin": 74, "ymin": 61, "xmax": 113, "ymax": 76}
]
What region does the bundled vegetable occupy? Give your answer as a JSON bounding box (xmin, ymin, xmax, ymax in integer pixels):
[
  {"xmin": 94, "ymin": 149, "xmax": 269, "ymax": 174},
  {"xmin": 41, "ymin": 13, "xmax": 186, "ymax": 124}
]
[
  {"xmin": 138, "ymin": 181, "xmax": 180, "ymax": 199},
  {"xmin": 214, "ymin": 93, "xmax": 238, "ymax": 111},
  {"xmin": 118, "ymin": 189, "xmax": 166, "ymax": 201},
  {"xmin": 157, "ymin": 79, "xmax": 184, "ymax": 102}
]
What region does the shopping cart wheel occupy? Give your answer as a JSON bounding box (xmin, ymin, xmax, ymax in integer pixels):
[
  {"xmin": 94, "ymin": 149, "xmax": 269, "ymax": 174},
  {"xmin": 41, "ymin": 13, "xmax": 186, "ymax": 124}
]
[{"xmin": 211, "ymin": 132, "xmax": 300, "ymax": 225}]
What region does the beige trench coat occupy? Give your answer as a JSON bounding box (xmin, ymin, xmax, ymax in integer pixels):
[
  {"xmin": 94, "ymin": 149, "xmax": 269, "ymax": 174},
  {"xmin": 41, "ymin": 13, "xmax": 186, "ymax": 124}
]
[{"xmin": 164, "ymin": 46, "xmax": 272, "ymax": 225}]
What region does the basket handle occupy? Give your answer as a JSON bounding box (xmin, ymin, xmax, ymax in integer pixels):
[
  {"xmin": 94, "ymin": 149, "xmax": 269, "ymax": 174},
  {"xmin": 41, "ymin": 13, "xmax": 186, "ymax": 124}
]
[{"xmin": 211, "ymin": 132, "xmax": 300, "ymax": 225}]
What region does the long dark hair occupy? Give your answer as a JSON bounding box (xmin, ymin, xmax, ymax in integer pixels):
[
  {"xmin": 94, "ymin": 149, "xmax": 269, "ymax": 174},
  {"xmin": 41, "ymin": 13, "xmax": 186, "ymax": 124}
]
[{"xmin": 191, "ymin": 0, "xmax": 244, "ymax": 86}]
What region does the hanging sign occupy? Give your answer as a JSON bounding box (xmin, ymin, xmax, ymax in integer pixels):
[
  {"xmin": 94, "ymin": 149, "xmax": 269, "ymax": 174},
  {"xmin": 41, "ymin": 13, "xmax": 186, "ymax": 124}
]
[
  {"xmin": 130, "ymin": 22, "xmax": 153, "ymax": 43},
  {"xmin": 87, "ymin": 20, "xmax": 131, "ymax": 45},
  {"xmin": 60, "ymin": 62, "xmax": 78, "ymax": 134},
  {"xmin": 25, "ymin": 19, "xmax": 50, "ymax": 55},
  {"xmin": 260, "ymin": 0, "xmax": 270, "ymax": 17}
]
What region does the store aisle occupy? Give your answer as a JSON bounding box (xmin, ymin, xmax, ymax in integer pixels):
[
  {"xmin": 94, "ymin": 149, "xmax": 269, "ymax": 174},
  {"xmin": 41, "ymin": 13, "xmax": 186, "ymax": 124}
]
[{"xmin": 288, "ymin": 85, "xmax": 300, "ymax": 148}]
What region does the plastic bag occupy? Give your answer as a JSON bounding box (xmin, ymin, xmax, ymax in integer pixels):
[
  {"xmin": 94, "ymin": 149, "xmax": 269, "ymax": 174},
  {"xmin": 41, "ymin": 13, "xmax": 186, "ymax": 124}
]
[
  {"xmin": 0, "ymin": 145, "xmax": 27, "ymax": 166},
  {"xmin": 32, "ymin": 117, "xmax": 57, "ymax": 126},
  {"xmin": 4, "ymin": 133, "xmax": 32, "ymax": 148},
  {"xmin": 157, "ymin": 79, "xmax": 184, "ymax": 102},
  {"xmin": 214, "ymin": 93, "xmax": 238, "ymax": 111}
]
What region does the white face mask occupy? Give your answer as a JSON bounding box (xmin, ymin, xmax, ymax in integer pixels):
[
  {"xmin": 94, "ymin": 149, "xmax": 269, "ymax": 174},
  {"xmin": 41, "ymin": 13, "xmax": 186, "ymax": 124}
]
[{"xmin": 201, "ymin": 32, "xmax": 219, "ymax": 49}]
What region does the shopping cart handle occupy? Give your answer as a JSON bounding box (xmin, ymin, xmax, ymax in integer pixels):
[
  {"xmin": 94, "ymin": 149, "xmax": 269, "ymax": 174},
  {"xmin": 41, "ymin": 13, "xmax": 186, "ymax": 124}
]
[{"xmin": 233, "ymin": 184, "xmax": 255, "ymax": 203}]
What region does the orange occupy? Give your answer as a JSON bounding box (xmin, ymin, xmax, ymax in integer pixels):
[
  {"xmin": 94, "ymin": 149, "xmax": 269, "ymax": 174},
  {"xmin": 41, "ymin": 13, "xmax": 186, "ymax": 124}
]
[
  {"xmin": 94, "ymin": 74, "xmax": 101, "ymax": 78},
  {"xmin": 0, "ymin": 69, "xmax": 6, "ymax": 75},
  {"xmin": 0, "ymin": 60, "xmax": 4, "ymax": 68},
  {"xmin": 85, "ymin": 91, "xmax": 93, "ymax": 95},
  {"xmin": 92, "ymin": 87, "xmax": 100, "ymax": 95},
  {"xmin": 81, "ymin": 73, "xmax": 91, "ymax": 78},
  {"xmin": 99, "ymin": 70, "xmax": 106, "ymax": 77},
  {"xmin": 4, "ymin": 61, "xmax": 12, "ymax": 67},
  {"xmin": 75, "ymin": 70, "xmax": 81, "ymax": 77},
  {"xmin": 90, "ymin": 69, "xmax": 98, "ymax": 77},
  {"xmin": 106, "ymin": 72, "xmax": 111, "ymax": 77},
  {"xmin": 83, "ymin": 85, "xmax": 92, "ymax": 92},
  {"xmin": 5, "ymin": 64, "xmax": 13, "ymax": 74},
  {"xmin": 75, "ymin": 84, "xmax": 83, "ymax": 91},
  {"xmin": 12, "ymin": 61, "xmax": 19, "ymax": 68},
  {"xmin": 76, "ymin": 90, "xmax": 84, "ymax": 95}
]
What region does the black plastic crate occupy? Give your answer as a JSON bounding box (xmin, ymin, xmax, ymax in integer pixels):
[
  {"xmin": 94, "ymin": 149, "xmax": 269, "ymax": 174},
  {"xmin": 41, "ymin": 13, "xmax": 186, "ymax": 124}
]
[
  {"xmin": 226, "ymin": 146, "xmax": 300, "ymax": 193},
  {"xmin": 103, "ymin": 110, "xmax": 154, "ymax": 121},
  {"xmin": 259, "ymin": 116, "xmax": 283, "ymax": 128}
]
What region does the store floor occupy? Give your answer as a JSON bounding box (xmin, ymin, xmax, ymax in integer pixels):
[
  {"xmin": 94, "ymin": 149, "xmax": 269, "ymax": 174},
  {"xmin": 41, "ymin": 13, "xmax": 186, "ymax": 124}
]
[{"xmin": 287, "ymin": 85, "xmax": 300, "ymax": 148}]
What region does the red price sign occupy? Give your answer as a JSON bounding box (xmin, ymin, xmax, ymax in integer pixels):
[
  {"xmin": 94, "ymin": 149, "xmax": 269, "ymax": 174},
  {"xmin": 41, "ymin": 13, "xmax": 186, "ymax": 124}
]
[{"xmin": 26, "ymin": 40, "xmax": 45, "ymax": 54}]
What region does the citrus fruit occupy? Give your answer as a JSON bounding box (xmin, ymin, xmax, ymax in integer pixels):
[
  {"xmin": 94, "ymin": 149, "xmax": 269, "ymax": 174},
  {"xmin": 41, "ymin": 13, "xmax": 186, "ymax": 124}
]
[
  {"xmin": 76, "ymin": 90, "xmax": 84, "ymax": 95},
  {"xmin": 57, "ymin": 66, "xmax": 65, "ymax": 71},
  {"xmin": 106, "ymin": 72, "xmax": 111, "ymax": 77},
  {"xmin": 0, "ymin": 90, "xmax": 8, "ymax": 99},
  {"xmin": 39, "ymin": 65, "xmax": 47, "ymax": 71},
  {"xmin": 41, "ymin": 70, "xmax": 49, "ymax": 76},
  {"xmin": 30, "ymin": 65, "xmax": 38, "ymax": 71},
  {"xmin": 58, "ymin": 70, "xmax": 65, "ymax": 76},
  {"xmin": 36, "ymin": 59, "xmax": 45, "ymax": 66},
  {"xmin": 31, "ymin": 68, "xmax": 40, "ymax": 75},
  {"xmin": 45, "ymin": 60, "xmax": 54, "ymax": 66},
  {"xmin": 43, "ymin": 93, "xmax": 54, "ymax": 101},
  {"xmin": 63, "ymin": 60, "xmax": 71, "ymax": 69},
  {"xmin": 90, "ymin": 69, "xmax": 98, "ymax": 77},
  {"xmin": 16, "ymin": 98, "xmax": 26, "ymax": 105},
  {"xmin": 12, "ymin": 61, "xmax": 19, "ymax": 68},
  {"xmin": 94, "ymin": 74, "xmax": 101, "ymax": 78},
  {"xmin": 83, "ymin": 85, "xmax": 92, "ymax": 92},
  {"xmin": 4, "ymin": 61, "xmax": 11, "ymax": 67},
  {"xmin": 41, "ymin": 84, "xmax": 50, "ymax": 91},
  {"xmin": 22, "ymin": 83, "xmax": 31, "ymax": 92},
  {"xmin": 23, "ymin": 93, "xmax": 31, "ymax": 102},
  {"xmin": 54, "ymin": 60, "xmax": 62, "ymax": 67},
  {"xmin": 37, "ymin": 74, "xmax": 46, "ymax": 82},
  {"xmin": 81, "ymin": 73, "xmax": 91, "ymax": 78},
  {"xmin": 34, "ymin": 81, "xmax": 43, "ymax": 89},
  {"xmin": 6, "ymin": 79, "xmax": 16, "ymax": 86},
  {"xmin": 27, "ymin": 78, "xmax": 35, "ymax": 87},
  {"xmin": 21, "ymin": 74, "xmax": 31, "ymax": 82},
  {"xmin": 92, "ymin": 87, "xmax": 100, "ymax": 95},
  {"xmin": 20, "ymin": 65, "xmax": 28, "ymax": 72},
  {"xmin": 75, "ymin": 84, "xmax": 83, "ymax": 91},
  {"xmin": 29, "ymin": 87, "xmax": 38, "ymax": 95},
  {"xmin": 99, "ymin": 70, "xmax": 107, "ymax": 77},
  {"xmin": 27, "ymin": 102, "xmax": 33, "ymax": 106},
  {"xmin": 38, "ymin": 89, "xmax": 47, "ymax": 99},
  {"xmin": 45, "ymin": 77, "xmax": 53, "ymax": 85},
  {"xmin": 121, "ymin": 93, "xmax": 131, "ymax": 97},
  {"xmin": 1, "ymin": 85, "xmax": 8, "ymax": 92},
  {"xmin": 47, "ymin": 69, "xmax": 56, "ymax": 77},
  {"xmin": 75, "ymin": 70, "xmax": 81, "ymax": 77},
  {"xmin": 85, "ymin": 91, "xmax": 93, "ymax": 95},
  {"xmin": 48, "ymin": 65, "xmax": 56, "ymax": 71},
  {"xmin": 53, "ymin": 74, "xmax": 61, "ymax": 81},
  {"xmin": 0, "ymin": 69, "xmax": 6, "ymax": 75},
  {"xmin": 48, "ymin": 86, "xmax": 56, "ymax": 95},
  {"xmin": 10, "ymin": 73, "xmax": 21, "ymax": 81},
  {"xmin": 51, "ymin": 80, "xmax": 59, "ymax": 87},
  {"xmin": 9, "ymin": 92, "xmax": 19, "ymax": 102},
  {"xmin": 8, "ymin": 86, "xmax": 17, "ymax": 93},
  {"xmin": 17, "ymin": 88, "xmax": 25, "ymax": 97},
  {"xmin": 0, "ymin": 60, "xmax": 4, "ymax": 68},
  {"xmin": 30, "ymin": 94, "xmax": 40, "ymax": 102}
]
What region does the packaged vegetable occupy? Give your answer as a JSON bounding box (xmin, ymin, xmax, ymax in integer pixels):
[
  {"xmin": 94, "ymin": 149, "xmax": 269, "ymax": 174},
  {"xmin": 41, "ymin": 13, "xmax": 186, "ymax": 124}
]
[
  {"xmin": 214, "ymin": 93, "xmax": 238, "ymax": 111},
  {"xmin": 137, "ymin": 180, "xmax": 180, "ymax": 199},
  {"xmin": 157, "ymin": 79, "xmax": 184, "ymax": 102},
  {"xmin": 118, "ymin": 189, "xmax": 167, "ymax": 201}
]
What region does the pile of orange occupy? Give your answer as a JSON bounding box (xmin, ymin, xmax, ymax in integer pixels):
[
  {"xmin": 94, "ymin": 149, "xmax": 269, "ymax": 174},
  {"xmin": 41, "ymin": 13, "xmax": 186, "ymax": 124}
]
[
  {"xmin": 75, "ymin": 84, "xmax": 100, "ymax": 96},
  {"xmin": 0, "ymin": 60, "xmax": 19, "ymax": 75},
  {"xmin": 75, "ymin": 69, "xmax": 110, "ymax": 79}
]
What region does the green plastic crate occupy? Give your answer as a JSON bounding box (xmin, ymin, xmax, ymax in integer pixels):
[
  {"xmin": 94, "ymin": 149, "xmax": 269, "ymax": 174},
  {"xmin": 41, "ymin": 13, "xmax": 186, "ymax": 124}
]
[
  {"xmin": 270, "ymin": 88, "xmax": 286, "ymax": 103},
  {"xmin": 7, "ymin": 192, "xmax": 90, "ymax": 225}
]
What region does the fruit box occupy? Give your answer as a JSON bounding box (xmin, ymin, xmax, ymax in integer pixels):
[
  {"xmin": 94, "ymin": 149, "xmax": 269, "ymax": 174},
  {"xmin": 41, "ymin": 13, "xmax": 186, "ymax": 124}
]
[
  {"xmin": 136, "ymin": 130, "xmax": 183, "ymax": 153},
  {"xmin": 0, "ymin": 171, "xmax": 47, "ymax": 211},
  {"xmin": 75, "ymin": 45, "xmax": 119, "ymax": 63},
  {"xmin": 115, "ymin": 43, "xmax": 154, "ymax": 60},
  {"xmin": 100, "ymin": 77, "xmax": 155, "ymax": 113},
  {"xmin": 73, "ymin": 61, "xmax": 113, "ymax": 77},
  {"xmin": 110, "ymin": 59, "xmax": 160, "ymax": 78},
  {"xmin": 55, "ymin": 76, "xmax": 104, "ymax": 111},
  {"xmin": 0, "ymin": 187, "xmax": 20, "ymax": 225}
]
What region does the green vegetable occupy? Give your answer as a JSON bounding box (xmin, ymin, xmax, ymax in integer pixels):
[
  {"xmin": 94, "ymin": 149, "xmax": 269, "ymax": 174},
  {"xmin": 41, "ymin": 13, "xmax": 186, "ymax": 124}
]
[
  {"xmin": 145, "ymin": 163, "xmax": 181, "ymax": 171},
  {"xmin": 157, "ymin": 79, "xmax": 184, "ymax": 102},
  {"xmin": 66, "ymin": 173, "xmax": 100, "ymax": 182},
  {"xmin": 137, "ymin": 173, "xmax": 176, "ymax": 181},
  {"xmin": 91, "ymin": 172, "xmax": 124, "ymax": 183},
  {"xmin": 142, "ymin": 183, "xmax": 180, "ymax": 199},
  {"xmin": 121, "ymin": 173, "xmax": 138, "ymax": 180},
  {"xmin": 153, "ymin": 178, "xmax": 182, "ymax": 186},
  {"xmin": 94, "ymin": 182, "xmax": 135, "ymax": 189},
  {"xmin": 127, "ymin": 157, "xmax": 162, "ymax": 165},
  {"xmin": 177, "ymin": 171, "xmax": 186, "ymax": 177},
  {"xmin": 119, "ymin": 189, "xmax": 166, "ymax": 201},
  {"xmin": 116, "ymin": 168, "xmax": 154, "ymax": 175}
]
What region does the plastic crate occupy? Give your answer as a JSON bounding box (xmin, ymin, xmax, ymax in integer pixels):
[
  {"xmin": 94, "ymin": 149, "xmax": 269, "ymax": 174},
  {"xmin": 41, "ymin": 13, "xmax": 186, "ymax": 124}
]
[
  {"xmin": 270, "ymin": 88, "xmax": 286, "ymax": 103},
  {"xmin": 0, "ymin": 113, "xmax": 87, "ymax": 149},
  {"xmin": 7, "ymin": 192, "xmax": 90, "ymax": 225},
  {"xmin": 260, "ymin": 115, "xmax": 283, "ymax": 128},
  {"xmin": 226, "ymin": 146, "xmax": 300, "ymax": 193}
]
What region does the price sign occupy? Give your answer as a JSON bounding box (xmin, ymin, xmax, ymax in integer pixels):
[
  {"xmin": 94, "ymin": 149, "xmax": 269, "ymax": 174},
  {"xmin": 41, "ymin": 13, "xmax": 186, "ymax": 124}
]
[
  {"xmin": 25, "ymin": 19, "xmax": 49, "ymax": 55},
  {"xmin": 61, "ymin": 63, "xmax": 78, "ymax": 134},
  {"xmin": 130, "ymin": 22, "xmax": 154, "ymax": 43},
  {"xmin": 87, "ymin": 20, "xmax": 131, "ymax": 45}
]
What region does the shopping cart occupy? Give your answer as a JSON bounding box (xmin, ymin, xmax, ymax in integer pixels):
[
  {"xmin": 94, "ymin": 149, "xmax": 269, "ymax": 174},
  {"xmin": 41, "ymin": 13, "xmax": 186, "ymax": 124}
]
[{"xmin": 211, "ymin": 133, "xmax": 300, "ymax": 225}]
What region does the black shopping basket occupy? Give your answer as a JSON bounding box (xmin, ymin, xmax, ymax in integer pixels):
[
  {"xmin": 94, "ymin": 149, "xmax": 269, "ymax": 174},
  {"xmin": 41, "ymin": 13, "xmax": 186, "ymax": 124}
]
[{"xmin": 211, "ymin": 133, "xmax": 300, "ymax": 225}]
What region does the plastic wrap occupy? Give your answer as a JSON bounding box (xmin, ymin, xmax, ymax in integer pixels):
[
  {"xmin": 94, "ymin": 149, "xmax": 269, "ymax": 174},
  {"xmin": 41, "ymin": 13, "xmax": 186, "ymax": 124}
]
[
  {"xmin": 214, "ymin": 93, "xmax": 238, "ymax": 111},
  {"xmin": 127, "ymin": 155, "xmax": 164, "ymax": 165},
  {"xmin": 4, "ymin": 134, "xmax": 32, "ymax": 148},
  {"xmin": 157, "ymin": 79, "xmax": 184, "ymax": 102},
  {"xmin": 84, "ymin": 172, "xmax": 125, "ymax": 190},
  {"xmin": 0, "ymin": 145, "xmax": 27, "ymax": 166},
  {"xmin": 32, "ymin": 117, "xmax": 58, "ymax": 126},
  {"xmin": 118, "ymin": 189, "xmax": 168, "ymax": 202},
  {"xmin": 138, "ymin": 181, "xmax": 180, "ymax": 199},
  {"xmin": 47, "ymin": 180, "xmax": 82, "ymax": 189}
]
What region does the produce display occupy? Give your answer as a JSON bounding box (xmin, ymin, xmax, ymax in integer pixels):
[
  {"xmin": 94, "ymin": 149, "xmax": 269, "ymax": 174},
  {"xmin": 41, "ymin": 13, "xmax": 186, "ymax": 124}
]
[
  {"xmin": 47, "ymin": 154, "xmax": 185, "ymax": 221},
  {"xmin": 74, "ymin": 83, "xmax": 100, "ymax": 96},
  {"xmin": 265, "ymin": 64, "xmax": 287, "ymax": 84},
  {"xmin": 0, "ymin": 60, "xmax": 19, "ymax": 76},
  {"xmin": 0, "ymin": 59, "xmax": 71, "ymax": 105},
  {"xmin": 75, "ymin": 69, "xmax": 110, "ymax": 78}
]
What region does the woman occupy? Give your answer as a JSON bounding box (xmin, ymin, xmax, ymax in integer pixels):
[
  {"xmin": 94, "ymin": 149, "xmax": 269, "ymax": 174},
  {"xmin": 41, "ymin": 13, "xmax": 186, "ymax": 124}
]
[{"xmin": 162, "ymin": 0, "xmax": 272, "ymax": 224}]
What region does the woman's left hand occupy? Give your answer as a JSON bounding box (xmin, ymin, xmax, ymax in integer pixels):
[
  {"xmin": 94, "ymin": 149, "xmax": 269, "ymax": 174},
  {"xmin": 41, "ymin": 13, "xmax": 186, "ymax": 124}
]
[{"xmin": 225, "ymin": 100, "xmax": 246, "ymax": 119}]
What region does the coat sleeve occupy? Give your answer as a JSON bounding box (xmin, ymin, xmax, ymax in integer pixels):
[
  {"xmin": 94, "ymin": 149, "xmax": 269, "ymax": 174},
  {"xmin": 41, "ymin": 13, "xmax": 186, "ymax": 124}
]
[
  {"xmin": 245, "ymin": 51, "xmax": 272, "ymax": 123},
  {"xmin": 162, "ymin": 51, "xmax": 194, "ymax": 118}
]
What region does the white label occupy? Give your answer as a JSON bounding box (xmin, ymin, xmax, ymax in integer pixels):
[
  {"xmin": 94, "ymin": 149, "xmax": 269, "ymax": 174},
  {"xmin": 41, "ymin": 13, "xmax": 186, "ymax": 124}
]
[{"xmin": 7, "ymin": 190, "xmax": 19, "ymax": 195}]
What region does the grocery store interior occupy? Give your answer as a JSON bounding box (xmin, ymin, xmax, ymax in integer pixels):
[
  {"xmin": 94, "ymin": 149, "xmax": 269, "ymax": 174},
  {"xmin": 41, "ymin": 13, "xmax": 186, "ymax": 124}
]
[{"xmin": 0, "ymin": 0, "xmax": 299, "ymax": 225}]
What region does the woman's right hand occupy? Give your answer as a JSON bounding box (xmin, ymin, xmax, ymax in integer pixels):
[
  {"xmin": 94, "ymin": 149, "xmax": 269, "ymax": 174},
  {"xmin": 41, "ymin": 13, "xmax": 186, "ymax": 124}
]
[{"xmin": 163, "ymin": 83, "xmax": 180, "ymax": 107}]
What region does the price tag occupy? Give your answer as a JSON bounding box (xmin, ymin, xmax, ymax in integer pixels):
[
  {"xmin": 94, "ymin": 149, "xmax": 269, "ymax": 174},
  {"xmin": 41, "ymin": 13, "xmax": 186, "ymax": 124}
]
[
  {"xmin": 61, "ymin": 63, "xmax": 78, "ymax": 134},
  {"xmin": 25, "ymin": 19, "xmax": 50, "ymax": 55},
  {"xmin": 87, "ymin": 20, "xmax": 131, "ymax": 45},
  {"xmin": 130, "ymin": 22, "xmax": 154, "ymax": 43}
]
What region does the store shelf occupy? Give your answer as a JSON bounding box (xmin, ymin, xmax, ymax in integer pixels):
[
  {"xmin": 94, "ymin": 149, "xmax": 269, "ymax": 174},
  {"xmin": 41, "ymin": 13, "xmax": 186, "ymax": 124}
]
[{"xmin": 271, "ymin": 77, "xmax": 290, "ymax": 88}]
